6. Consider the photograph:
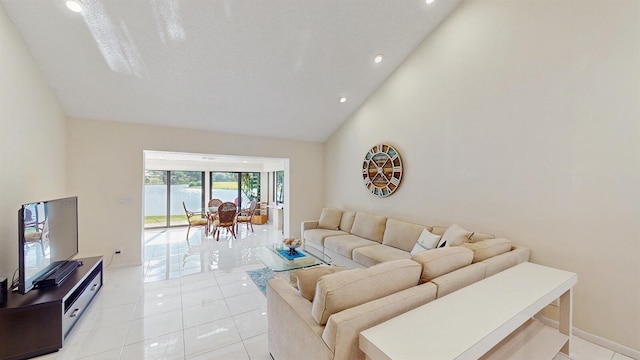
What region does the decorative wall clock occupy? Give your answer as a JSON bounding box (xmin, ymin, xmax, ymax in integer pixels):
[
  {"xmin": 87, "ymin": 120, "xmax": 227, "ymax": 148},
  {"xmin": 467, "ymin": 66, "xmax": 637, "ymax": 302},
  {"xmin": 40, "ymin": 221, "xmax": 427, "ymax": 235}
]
[{"xmin": 362, "ymin": 143, "xmax": 403, "ymax": 197}]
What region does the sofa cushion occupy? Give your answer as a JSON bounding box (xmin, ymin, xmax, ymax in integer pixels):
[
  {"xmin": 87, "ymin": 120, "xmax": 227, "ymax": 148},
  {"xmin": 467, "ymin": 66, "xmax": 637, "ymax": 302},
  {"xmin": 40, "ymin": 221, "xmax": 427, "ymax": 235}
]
[
  {"xmin": 350, "ymin": 213, "xmax": 387, "ymax": 243},
  {"xmin": 468, "ymin": 231, "xmax": 496, "ymax": 243},
  {"xmin": 339, "ymin": 211, "xmax": 356, "ymax": 233},
  {"xmin": 352, "ymin": 244, "xmax": 412, "ymax": 267},
  {"xmin": 437, "ymin": 224, "xmax": 473, "ymax": 247},
  {"xmin": 462, "ymin": 238, "xmax": 512, "ymax": 263},
  {"xmin": 382, "ymin": 219, "xmax": 425, "ymax": 252},
  {"xmin": 304, "ymin": 229, "xmax": 349, "ymax": 247},
  {"xmin": 411, "ymin": 229, "xmax": 442, "ymax": 255},
  {"xmin": 324, "ymin": 235, "xmax": 378, "ymax": 258},
  {"xmin": 311, "ymin": 259, "xmax": 421, "ymax": 325},
  {"xmin": 296, "ymin": 265, "xmax": 347, "ymax": 301},
  {"xmin": 411, "ymin": 246, "xmax": 474, "ymax": 283},
  {"xmin": 318, "ymin": 208, "xmax": 343, "ymax": 230}
]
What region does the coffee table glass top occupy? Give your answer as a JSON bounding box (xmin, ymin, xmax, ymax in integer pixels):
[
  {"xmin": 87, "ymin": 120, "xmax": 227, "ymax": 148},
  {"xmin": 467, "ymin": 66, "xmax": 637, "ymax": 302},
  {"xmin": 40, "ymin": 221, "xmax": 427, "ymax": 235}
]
[{"xmin": 258, "ymin": 244, "xmax": 331, "ymax": 272}]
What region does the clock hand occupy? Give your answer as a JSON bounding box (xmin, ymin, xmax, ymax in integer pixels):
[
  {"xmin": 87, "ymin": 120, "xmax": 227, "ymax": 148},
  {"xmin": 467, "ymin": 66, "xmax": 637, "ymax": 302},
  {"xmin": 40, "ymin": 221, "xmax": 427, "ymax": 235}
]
[{"xmin": 379, "ymin": 157, "xmax": 390, "ymax": 169}]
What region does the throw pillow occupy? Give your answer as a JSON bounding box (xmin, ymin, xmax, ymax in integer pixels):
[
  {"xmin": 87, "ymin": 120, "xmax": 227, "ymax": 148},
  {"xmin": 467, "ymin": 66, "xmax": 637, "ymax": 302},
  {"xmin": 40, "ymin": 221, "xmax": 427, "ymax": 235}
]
[
  {"xmin": 417, "ymin": 228, "xmax": 441, "ymax": 249},
  {"xmin": 437, "ymin": 224, "xmax": 472, "ymax": 248},
  {"xmin": 296, "ymin": 265, "xmax": 347, "ymax": 301},
  {"xmin": 410, "ymin": 229, "xmax": 441, "ymax": 255},
  {"xmin": 318, "ymin": 208, "xmax": 343, "ymax": 230}
]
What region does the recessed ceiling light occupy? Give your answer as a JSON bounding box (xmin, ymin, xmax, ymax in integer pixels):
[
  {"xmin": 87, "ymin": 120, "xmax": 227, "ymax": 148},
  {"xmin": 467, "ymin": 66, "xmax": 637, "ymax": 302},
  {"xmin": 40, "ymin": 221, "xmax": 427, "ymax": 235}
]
[
  {"xmin": 339, "ymin": 97, "xmax": 347, "ymax": 103},
  {"xmin": 66, "ymin": 0, "xmax": 83, "ymax": 12},
  {"xmin": 426, "ymin": 0, "xmax": 435, "ymax": 4},
  {"xmin": 374, "ymin": 54, "xmax": 384, "ymax": 64}
]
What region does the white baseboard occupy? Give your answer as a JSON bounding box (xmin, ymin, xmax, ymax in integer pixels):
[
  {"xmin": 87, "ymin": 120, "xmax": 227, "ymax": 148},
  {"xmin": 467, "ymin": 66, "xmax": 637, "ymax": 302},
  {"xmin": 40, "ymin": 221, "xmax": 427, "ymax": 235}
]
[
  {"xmin": 104, "ymin": 259, "xmax": 141, "ymax": 269},
  {"xmin": 535, "ymin": 315, "xmax": 640, "ymax": 360}
]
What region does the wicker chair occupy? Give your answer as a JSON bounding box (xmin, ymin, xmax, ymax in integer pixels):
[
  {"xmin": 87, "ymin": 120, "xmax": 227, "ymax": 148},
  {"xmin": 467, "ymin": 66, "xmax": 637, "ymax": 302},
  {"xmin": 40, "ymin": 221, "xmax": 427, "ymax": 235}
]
[
  {"xmin": 208, "ymin": 198, "xmax": 223, "ymax": 209},
  {"xmin": 236, "ymin": 200, "xmax": 257, "ymax": 233},
  {"xmin": 207, "ymin": 198, "xmax": 223, "ymax": 233},
  {"xmin": 182, "ymin": 201, "xmax": 209, "ymax": 242},
  {"xmin": 213, "ymin": 202, "xmax": 237, "ymax": 241}
]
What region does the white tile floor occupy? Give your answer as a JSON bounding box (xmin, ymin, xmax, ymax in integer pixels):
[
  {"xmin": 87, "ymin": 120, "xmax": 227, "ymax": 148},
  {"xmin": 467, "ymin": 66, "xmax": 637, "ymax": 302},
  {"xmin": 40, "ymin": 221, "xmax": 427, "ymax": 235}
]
[{"xmin": 33, "ymin": 225, "xmax": 634, "ymax": 360}]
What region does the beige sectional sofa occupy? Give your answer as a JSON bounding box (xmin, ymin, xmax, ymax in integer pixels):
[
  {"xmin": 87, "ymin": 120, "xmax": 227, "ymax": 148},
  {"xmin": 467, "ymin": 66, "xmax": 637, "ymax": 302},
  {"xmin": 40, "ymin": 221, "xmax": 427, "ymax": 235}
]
[
  {"xmin": 302, "ymin": 208, "xmax": 498, "ymax": 268},
  {"xmin": 268, "ymin": 208, "xmax": 530, "ymax": 360}
]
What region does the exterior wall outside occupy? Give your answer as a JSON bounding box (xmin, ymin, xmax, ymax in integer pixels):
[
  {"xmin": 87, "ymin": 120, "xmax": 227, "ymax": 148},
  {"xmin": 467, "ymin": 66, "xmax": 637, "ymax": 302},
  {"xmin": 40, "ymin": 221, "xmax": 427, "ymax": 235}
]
[
  {"xmin": 0, "ymin": 6, "xmax": 68, "ymax": 279},
  {"xmin": 324, "ymin": 0, "xmax": 639, "ymax": 351}
]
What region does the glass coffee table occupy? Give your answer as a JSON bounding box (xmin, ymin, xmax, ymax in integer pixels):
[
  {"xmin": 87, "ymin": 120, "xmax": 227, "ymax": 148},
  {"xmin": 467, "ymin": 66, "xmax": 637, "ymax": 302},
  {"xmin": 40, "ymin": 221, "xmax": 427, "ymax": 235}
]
[{"xmin": 258, "ymin": 244, "xmax": 332, "ymax": 272}]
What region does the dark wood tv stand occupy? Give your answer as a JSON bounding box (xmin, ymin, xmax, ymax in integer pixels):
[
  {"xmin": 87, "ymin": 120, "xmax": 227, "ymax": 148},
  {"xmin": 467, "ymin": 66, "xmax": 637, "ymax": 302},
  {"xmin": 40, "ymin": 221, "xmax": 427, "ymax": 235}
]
[{"xmin": 0, "ymin": 256, "xmax": 103, "ymax": 360}]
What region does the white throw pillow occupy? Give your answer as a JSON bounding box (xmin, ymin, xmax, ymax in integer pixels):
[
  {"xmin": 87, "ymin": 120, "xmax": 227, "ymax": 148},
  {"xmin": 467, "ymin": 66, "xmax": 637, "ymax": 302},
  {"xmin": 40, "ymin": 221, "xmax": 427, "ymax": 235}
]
[
  {"xmin": 418, "ymin": 229, "xmax": 441, "ymax": 249},
  {"xmin": 437, "ymin": 224, "xmax": 472, "ymax": 248},
  {"xmin": 411, "ymin": 229, "xmax": 440, "ymax": 255},
  {"xmin": 411, "ymin": 243, "xmax": 427, "ymax": 255},
  {"xmin": 411, "ymin": 229, "xmax": 441, "ymax": 255}
]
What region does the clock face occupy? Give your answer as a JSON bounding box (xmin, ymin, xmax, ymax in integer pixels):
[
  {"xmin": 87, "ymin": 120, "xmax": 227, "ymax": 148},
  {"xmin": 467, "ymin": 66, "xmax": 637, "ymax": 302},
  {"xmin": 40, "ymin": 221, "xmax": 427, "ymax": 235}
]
[{"xmin": 362, "ymin": 144, "xmax": 403, "ymax": 197}]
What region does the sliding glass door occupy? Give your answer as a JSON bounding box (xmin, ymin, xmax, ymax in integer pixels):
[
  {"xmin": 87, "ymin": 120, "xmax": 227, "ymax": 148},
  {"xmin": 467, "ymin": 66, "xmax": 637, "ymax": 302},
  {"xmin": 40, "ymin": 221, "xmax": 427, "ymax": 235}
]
[
  {"xmin": 144, "ymin": 170, "xmax": 205, "ymax": 228},
  {"xmin": 144, "ymin": 170, "xmax": 168, "ymax": 227},
  {"xmin": 170, "ymin": 171, "xmax": 205, "ymax": 226}
]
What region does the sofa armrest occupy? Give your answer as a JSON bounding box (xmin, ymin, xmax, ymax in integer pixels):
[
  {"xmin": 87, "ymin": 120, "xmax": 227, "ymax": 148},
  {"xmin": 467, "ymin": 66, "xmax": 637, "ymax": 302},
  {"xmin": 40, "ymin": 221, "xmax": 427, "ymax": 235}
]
[
  {"xmin": 302, "ymin": 220, "xmax": 320, "ymax": 233},
  {"xmin": 322, "ymin": 282, "xmax": 437, "ymax": 360},
  {"xmin": 267, "ymin": 278, "xmax": 333, "ymax": 360}
]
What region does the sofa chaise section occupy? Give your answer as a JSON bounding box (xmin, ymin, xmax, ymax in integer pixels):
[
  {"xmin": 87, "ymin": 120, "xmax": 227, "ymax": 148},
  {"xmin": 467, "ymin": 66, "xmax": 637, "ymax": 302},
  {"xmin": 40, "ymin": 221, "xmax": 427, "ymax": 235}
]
[{"xmin": 267, "ymin": 259, "xmax": 435, "ymax": 360}]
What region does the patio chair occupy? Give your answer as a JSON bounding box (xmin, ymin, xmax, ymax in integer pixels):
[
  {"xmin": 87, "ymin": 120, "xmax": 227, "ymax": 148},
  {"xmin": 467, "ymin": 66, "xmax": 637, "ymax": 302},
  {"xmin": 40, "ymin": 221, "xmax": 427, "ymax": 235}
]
[
  {"xmin": 182, "ymin": 201, "xmax": 209, "ymax": 242},
  {"xmin": 236, "ymin": 200, "xmax": 257, "ymax": 233},
  {"xmin": 213, "ymin": 202, "xmax": 237, "ymax": 241},
  {"xmin": 207, "ymin": 198, "xmax": 223, "ymax": 233}
]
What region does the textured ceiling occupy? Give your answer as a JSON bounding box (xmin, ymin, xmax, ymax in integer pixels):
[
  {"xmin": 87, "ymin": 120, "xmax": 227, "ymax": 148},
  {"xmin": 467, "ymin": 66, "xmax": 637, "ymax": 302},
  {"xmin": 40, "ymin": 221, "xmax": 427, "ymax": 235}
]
[{"xmin": 2, "ymin": 0, "xmax": 462, "ymax": 142}]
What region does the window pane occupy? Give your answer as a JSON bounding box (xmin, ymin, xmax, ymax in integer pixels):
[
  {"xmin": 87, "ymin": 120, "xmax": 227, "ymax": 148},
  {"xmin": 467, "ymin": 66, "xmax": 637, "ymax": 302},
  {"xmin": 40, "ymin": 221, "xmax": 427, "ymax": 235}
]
[
  {"xmin": 144, "ymin": 170, "xmax": 167, "ymax": 227},
  {"xmin": 170, "ymin": 171, "xmax": 203, "ymax": 226},
  {"xmin": 211, "ymin": 172, "xmax": 239, "ymax": 205},
  {"xmin": 276, "ymin": 170, "xmax": 284, "ymax": 204},
  {"xmin": 241, "ymin": 172, "xmax": 260, "ymax": 206}
]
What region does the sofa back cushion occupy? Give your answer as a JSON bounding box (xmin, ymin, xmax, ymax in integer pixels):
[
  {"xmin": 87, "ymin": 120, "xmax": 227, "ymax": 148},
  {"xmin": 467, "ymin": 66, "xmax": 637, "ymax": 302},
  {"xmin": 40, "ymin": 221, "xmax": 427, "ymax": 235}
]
[
  {"xmin": 296, "ymin": 265, "xmax": 348, "ymax": 301},
  {"xmin": 350, "ymin": 212, "xmax": 387, "ymax": 242},
  {"xmin": 311, "ymin": 259, "xmax": 421, "ymax": 325},
  {"xmin": 382, "ymin": 219, "xmax": 425, "ymax": 252},
  {"xmin": 339, "ymin": 211, "xmax": 356, "ymax": 233},
  {"xmin": 318, "ymin": 208, "xmax": 343, "ymax": 230},
  {"xmin": 462, "ymin": 238, "xmax": 512, "ymax": 263},
  {"xmin": 410, "ymin": 246, "xmax": 474, "ymax": 283}
]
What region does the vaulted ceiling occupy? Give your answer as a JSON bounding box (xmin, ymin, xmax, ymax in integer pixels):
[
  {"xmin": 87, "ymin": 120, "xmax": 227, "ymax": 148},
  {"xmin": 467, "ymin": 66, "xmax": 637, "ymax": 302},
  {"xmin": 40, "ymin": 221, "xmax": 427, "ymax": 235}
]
[{"xmin": 2, "ymin": 0, "xmax": 462, "ymax": 142}]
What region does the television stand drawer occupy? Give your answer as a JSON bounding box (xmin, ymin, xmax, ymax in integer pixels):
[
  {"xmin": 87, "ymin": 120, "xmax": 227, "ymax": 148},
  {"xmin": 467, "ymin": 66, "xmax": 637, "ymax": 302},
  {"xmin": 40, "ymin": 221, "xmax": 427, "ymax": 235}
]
[{"xmin": 62, "ymin": 269, "xmax": 102, "ymax": 339}]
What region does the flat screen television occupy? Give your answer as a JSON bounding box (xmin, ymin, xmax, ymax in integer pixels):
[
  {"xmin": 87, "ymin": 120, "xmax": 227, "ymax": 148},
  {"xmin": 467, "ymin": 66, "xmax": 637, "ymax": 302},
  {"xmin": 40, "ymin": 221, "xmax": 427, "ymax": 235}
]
[{"xmin": 18, "ymin": 196, "xmax": 79, "ymax": 294}]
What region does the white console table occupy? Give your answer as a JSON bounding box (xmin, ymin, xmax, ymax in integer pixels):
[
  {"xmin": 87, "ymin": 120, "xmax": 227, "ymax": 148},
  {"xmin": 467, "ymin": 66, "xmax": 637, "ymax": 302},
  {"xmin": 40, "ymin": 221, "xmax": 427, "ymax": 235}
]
[{"xmin": 359, "ymin": 262, "xmax": 577, "ymax": 360}]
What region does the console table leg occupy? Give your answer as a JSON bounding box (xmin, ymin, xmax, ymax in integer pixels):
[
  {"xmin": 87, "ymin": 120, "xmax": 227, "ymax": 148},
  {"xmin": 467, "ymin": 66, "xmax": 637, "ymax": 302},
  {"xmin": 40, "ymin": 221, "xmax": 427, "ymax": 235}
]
[{"xmin": 559, "ymin": 288, "xmax": 573, "ymax": 356}]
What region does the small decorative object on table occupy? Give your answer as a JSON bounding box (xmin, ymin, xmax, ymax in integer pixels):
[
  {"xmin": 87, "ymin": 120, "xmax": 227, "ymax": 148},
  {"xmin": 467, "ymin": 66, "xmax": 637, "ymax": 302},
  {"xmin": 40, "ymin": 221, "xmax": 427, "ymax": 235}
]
[{"xmin": 283, "ymin": 238, "xmax": 302, "ymax": 255}]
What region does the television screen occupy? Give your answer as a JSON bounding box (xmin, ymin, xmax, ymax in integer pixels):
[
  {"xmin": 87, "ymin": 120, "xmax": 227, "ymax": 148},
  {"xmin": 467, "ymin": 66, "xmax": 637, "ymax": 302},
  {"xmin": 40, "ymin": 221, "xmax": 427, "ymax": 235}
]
[{"xmin": 19, "ymin": 196, "xmax": 78, "ymax": 294}]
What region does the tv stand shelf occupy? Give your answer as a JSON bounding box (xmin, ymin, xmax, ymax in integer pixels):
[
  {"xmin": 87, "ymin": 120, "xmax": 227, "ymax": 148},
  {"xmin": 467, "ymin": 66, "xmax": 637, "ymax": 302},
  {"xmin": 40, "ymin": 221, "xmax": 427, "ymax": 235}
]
[{"xmin": 0, "ymin": 256, "xmax": 103, "ymax": 360}]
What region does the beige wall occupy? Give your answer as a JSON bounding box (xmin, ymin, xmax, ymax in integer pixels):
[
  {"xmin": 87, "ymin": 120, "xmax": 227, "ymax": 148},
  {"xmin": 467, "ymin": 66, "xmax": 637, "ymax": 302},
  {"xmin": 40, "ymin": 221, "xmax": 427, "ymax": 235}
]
[
  {"xmin": 67, "ymin": 118, "xmax": 323, "ymax": 267},
  {"xmin": 325, "ymin": 0, "xmax": 639, "ymax": 352},
  {"xmin": 0, "ymin": 6, "xmax": 68, "ymax": 278}
]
